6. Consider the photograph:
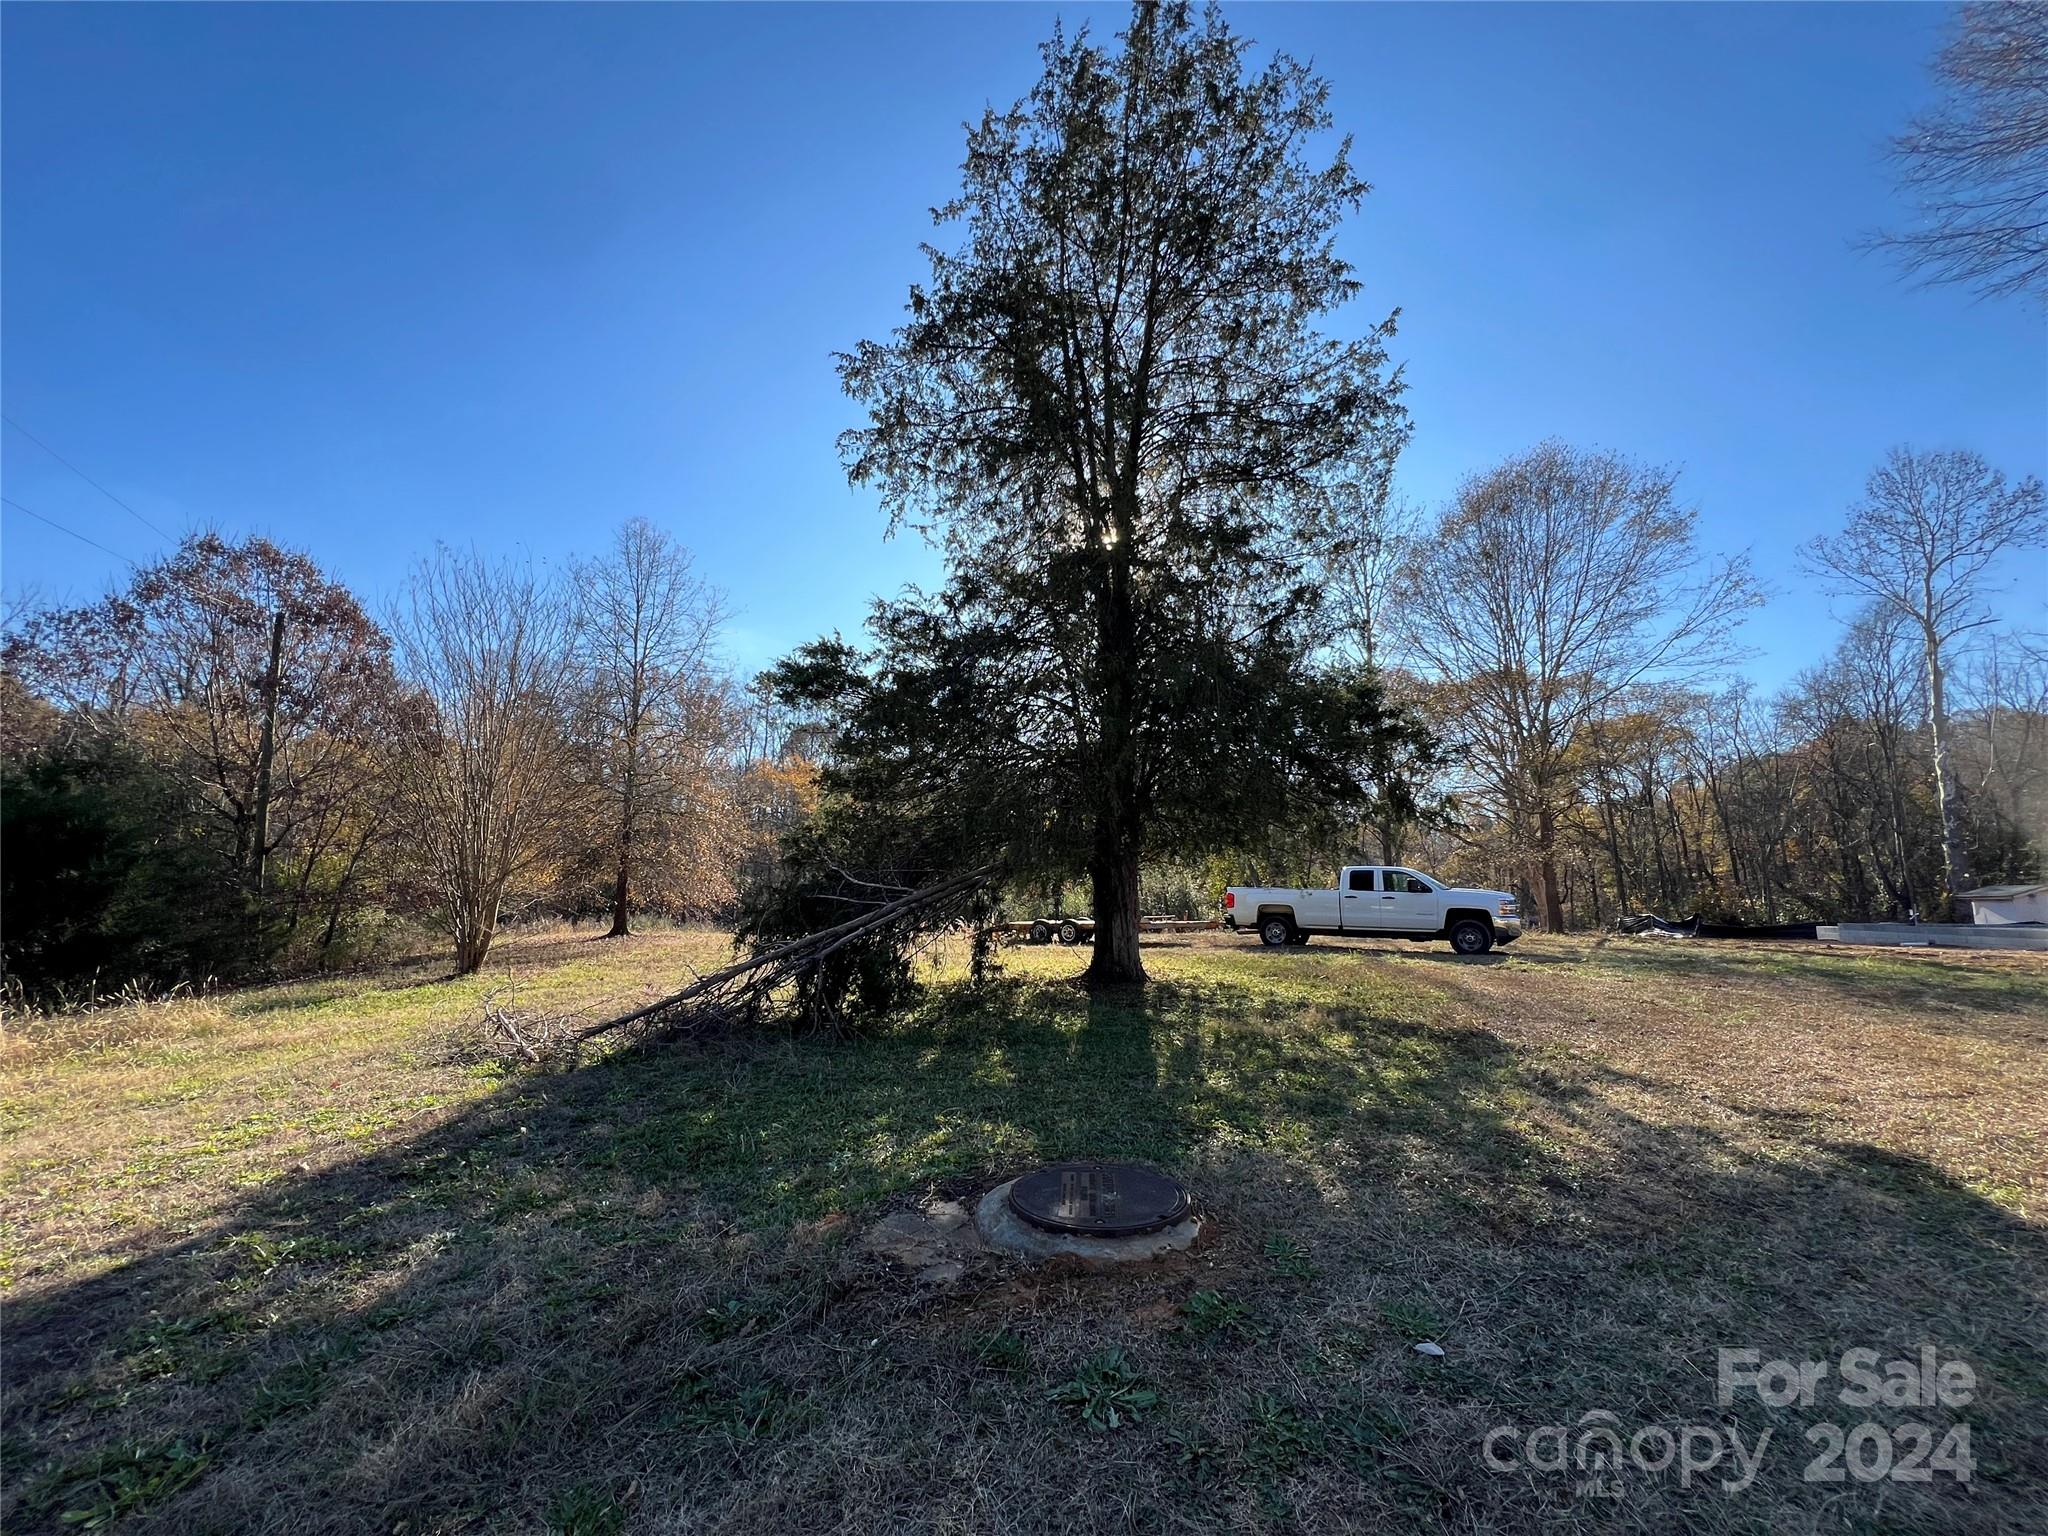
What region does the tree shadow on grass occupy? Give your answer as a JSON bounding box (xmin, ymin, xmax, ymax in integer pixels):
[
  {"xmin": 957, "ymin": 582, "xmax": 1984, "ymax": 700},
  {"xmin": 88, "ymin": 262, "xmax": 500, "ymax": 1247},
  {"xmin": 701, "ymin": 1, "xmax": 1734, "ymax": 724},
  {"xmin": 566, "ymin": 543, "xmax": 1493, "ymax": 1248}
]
[
  {"xmin": 1, "ymin": 968, "xmax": 1530, "ymax": 1531},
  {"xmin": 1372, "ymin": 945, "xmax": 1576, "ymax": 968},
  {"xmin": 226, "ymin": 931, "xmax": 723, "ymax": 1017},
  {"xmin": 4, "ymin": 967, "xmax": 2042, "ymax": 1535},
  {"xmin": 1580, "ymin": 939, "xmax": 2048, "ymax": 1018}
]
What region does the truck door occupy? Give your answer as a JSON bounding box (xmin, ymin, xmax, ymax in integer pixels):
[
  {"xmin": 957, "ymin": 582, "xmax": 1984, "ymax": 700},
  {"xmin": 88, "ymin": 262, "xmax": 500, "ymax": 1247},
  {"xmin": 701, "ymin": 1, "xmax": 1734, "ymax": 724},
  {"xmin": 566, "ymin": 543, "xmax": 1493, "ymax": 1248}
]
[
  {"xmin": 1379, "ymin": 870, "xmax": 1442, "ymax": 932},
  {"xmin": 1339, "ymin": 866, "xmax": 1376, "ymax": 930},
  {"xmin": 1293, "ymin": 887, "xmax": 1341, "ymax": 930}
]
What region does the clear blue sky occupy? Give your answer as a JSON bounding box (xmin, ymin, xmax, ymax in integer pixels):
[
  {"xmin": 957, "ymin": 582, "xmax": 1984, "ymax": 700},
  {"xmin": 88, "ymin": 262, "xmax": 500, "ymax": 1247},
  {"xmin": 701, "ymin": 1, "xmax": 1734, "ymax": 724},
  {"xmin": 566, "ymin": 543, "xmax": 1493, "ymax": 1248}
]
[{"xmin": 4, "ymin": 2, "xmax": 2042, "ymax": 689}]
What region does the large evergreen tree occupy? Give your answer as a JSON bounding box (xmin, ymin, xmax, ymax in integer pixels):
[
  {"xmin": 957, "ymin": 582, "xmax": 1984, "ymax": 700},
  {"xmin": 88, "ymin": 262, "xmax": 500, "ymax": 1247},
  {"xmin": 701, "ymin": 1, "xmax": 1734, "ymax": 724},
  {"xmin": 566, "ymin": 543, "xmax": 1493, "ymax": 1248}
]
[{"xmin": 820, "ymin": 2, "xmax": 1420, "ymax": 985}]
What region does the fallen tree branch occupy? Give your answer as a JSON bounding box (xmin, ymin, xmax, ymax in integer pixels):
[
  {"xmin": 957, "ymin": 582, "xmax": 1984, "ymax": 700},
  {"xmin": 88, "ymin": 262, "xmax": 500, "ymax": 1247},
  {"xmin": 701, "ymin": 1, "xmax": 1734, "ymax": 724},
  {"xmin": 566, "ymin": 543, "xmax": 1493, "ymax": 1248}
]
[
  {"xmin": 492, "ymin": 1008, "xmax": 541, "ymax": 1063},
  {"xmin": 584, "ymin": 862, "xmax": 999, "ymax": 1041}
]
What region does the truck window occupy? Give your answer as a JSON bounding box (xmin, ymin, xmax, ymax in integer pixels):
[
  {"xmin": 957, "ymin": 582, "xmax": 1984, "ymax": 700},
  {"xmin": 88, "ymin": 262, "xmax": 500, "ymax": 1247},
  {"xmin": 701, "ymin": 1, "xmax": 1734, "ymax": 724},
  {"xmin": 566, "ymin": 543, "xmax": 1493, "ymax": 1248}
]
[
  {"xmin": 1347, "ymin": 868, "xmax": 1375, "ymax": 891},
  {"xmin": 1397, "ymin": 872, "xmax": 1433, "ymax": 894}
]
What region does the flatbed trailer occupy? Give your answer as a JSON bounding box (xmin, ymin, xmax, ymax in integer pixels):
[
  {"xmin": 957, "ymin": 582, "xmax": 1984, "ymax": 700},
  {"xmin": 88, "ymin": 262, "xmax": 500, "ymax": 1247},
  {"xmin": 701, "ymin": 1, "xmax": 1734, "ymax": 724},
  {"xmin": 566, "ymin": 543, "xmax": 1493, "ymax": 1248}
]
[{"xmin": 992, "ymin": 916, "xmax": 1221, "ymax": 945}]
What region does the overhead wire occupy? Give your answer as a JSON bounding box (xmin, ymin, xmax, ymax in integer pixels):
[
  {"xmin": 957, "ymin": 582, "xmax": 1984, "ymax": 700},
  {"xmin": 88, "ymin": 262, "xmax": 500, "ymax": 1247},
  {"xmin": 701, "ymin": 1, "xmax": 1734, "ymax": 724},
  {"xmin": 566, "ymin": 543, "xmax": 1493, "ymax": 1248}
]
[
  {"xmin": 0, "ymin": 495, "xmax": 137, "ymax": 565},
  {"xmin": 2, "ymin": 414, "xmax": 173, "ymax": 541}
]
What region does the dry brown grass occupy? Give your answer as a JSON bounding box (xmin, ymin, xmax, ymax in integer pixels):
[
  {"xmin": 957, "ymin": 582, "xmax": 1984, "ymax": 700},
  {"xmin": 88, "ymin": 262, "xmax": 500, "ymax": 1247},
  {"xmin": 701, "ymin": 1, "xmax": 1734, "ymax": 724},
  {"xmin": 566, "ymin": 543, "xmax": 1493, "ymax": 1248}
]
[{"xmin": 3, "ymin": 928, "xmax": 2043, "ymax": 1533}]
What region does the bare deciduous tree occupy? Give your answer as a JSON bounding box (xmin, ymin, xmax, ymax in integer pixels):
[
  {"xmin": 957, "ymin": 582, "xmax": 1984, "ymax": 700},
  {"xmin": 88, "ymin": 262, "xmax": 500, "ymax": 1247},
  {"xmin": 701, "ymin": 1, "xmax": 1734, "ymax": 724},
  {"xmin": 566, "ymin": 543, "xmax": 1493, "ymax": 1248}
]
[
  {"xmin": 570, "ymin": 519, "xmax": 734, "ymax": 936},
  {"xmin": 1779, "ymin": 609, "xmax": 1936, "ymax": 919},
  {"xmin": 1322, "ymin": 494, "xmax": 1433, "ymax": 863},
  {"xmin": 1402, "ymin": 442, "xmax": 1759, "ymax": 931},
  {"xmin": 2, "ymin": 583, "xmax": 44, "ymax": 635},
  {"xmin": 1867, "ymin": 2, "xmax": 2048, "ymax": 303},
  {"xmin": 1802, "ymin": 446, "xmax": 2046, "ymax": 904},
  {"xmin": 1326, "ymin": 495, "xmax": 1421, "ymax": 673},
  {"xmin": 1951, "ymin": 628, "xmax": 2048, "ymax": 883},
  {"xmin": 389, "ymin": 548, "xmax": 579, "ymax": 974}
]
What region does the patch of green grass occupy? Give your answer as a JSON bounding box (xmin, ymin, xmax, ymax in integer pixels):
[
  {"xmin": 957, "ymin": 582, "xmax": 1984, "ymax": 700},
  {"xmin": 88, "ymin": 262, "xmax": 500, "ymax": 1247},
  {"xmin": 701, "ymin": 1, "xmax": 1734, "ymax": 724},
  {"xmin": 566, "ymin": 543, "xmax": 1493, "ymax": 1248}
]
[
  {"xmin": 1163, "ymin": 1428, "xmax": 1226, "ymax": 1486},
  {"xmin": 670, "ymin": 1373, "xmax": 805, "ymax": 1441},
  {"xmin": 242, "ymin": 1338, "xmax": 354, "ymax": 1429},
  {"xmin": 1241, "ymin": 1392, "xmax": 1322, "ymax": 1479},
  {"xmin": 970, "ymin": 1329, "xmax": 1031, "ymax": 1373},
  {"xmin": 1301, "ymin": 1319, "xmax": 1377, "ymax": 1380},
  {"xmin": 1048, "ymin": 1349, "xmax": 1159, "ymax": 1431},
  {"xmin": 1181, "ymin": 1289, "xmax": 1252, "ymax": 1339},
  {"xmin": 1375, "ymin": 1298, "xmax": 1442, "ymax": 1338},
  {"xmin": 545, "ymin": 1483, "xmax": 627, "ymax": 1536},
  {"xmin": 219, "ymin": 1230, "xmax": 351, "ymax": 1277},
  {"xmin": 1329, "ymin": 1393, "xmax": 1409, "ymax": 1473},
  {"xmin": 1261, "ymin": 1233, "xmax": 1318, "ymax": 1280},
  {"xmin": 28, "ymin": 1438, "xmax": 210, "ymax": 1529}
]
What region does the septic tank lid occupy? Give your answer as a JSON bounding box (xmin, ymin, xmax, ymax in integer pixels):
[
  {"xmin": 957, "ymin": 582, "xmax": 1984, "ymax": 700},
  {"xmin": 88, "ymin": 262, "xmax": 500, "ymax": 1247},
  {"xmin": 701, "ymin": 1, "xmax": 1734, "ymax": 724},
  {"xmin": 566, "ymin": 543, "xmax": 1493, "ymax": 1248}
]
[{"xmin": 1006, "ymin": 1161, "xmax": 1190, "ymax": 1237}]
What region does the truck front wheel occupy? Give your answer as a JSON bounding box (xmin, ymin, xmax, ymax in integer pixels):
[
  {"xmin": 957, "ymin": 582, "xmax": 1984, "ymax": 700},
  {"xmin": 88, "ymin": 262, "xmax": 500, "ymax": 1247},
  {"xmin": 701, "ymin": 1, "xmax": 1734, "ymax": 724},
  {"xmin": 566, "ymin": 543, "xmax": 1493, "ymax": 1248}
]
[
  {"xmin": 1449, "ymin": 919, "xmax": 1495, "ymax": 956},
  {"xmin": 1259, "ymin": 915, "xmax": 1294, "ymax": 947}
]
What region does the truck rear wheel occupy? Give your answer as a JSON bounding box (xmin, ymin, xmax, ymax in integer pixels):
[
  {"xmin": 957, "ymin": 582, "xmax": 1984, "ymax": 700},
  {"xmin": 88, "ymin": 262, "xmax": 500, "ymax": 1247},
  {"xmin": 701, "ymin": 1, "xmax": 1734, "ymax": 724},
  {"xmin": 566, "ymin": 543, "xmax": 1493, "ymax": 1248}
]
[
  {"xmin": 1449, "ymin": 918, "xmax": 1494, "ymax": 955},
  {"xmin": 1259, "ymin": 915, "xmax": 1294, "ymax": 947}
]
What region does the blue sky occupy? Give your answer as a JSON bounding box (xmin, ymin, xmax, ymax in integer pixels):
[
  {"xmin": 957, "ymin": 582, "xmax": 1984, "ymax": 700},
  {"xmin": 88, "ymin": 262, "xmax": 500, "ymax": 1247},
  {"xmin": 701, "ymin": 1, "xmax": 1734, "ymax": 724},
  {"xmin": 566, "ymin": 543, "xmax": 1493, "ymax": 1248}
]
[{"xmin": 3, "ymin": 2, "xmax": 2042, "ymax": 690}]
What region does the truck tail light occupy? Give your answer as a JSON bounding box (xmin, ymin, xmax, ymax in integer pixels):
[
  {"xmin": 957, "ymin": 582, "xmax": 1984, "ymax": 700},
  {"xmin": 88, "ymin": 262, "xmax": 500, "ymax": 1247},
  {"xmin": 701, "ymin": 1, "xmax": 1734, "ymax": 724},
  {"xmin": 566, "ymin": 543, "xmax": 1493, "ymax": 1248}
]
[{"xmin": 1223, "ymin": 891, "xmax": 1235, "ymax": 909}]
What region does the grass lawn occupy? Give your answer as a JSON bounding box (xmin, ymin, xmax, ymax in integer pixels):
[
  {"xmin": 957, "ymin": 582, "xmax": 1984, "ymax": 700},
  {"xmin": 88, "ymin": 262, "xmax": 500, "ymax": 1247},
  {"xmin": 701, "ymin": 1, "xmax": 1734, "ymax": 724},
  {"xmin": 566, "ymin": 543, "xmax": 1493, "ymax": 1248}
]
[{"xmin": 3, "ymin": 928, "xmax": 2044, "ymax": 1533}]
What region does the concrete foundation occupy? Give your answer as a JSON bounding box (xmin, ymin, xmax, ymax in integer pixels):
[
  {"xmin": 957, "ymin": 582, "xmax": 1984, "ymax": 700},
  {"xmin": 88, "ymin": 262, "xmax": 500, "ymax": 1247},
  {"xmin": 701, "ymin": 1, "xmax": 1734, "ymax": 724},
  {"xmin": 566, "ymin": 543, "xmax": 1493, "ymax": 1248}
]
[{"xmin": 1817, "ymin": 923, "xmax": 2048, "ymax": 952}]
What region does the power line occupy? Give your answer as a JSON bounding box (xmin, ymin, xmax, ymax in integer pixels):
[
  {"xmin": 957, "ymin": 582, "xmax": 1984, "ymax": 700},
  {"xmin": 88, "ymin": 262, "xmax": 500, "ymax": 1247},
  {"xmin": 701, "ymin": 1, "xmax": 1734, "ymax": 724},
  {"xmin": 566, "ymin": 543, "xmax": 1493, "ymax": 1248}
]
[
  {"xmin": 2, "ymin": 414, "xmax": 173, "ymax": 542},
  {"xmin": 1, "ymin": 495, "xmax": 137, "ymax": 566}
]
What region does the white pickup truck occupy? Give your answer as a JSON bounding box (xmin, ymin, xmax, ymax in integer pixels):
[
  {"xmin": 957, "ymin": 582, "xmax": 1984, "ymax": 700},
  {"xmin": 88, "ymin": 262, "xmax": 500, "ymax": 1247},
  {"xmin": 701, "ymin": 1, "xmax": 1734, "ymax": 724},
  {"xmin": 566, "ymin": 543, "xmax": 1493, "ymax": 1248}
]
[{"xmin": 1223, "ymin": 866, "xmax": 1522, "ymax": 954}]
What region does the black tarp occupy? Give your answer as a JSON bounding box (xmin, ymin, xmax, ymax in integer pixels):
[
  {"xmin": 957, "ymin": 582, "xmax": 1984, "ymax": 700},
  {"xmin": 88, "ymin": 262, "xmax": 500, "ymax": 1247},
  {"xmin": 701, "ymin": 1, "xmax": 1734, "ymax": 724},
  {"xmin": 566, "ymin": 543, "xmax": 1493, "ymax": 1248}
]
[{"xmin": 1615, "ymin": 914, "xmax": 1819, "ymax": 941}]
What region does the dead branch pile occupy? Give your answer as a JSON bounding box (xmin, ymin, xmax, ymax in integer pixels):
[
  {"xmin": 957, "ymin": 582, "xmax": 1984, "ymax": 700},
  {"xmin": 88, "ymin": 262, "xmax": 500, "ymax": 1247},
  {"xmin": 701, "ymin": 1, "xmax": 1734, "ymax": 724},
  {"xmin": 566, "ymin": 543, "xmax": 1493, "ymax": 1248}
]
[
  {"xmin": 462, "ymin": 985, "xmax": 593, "ymax": 1068},
  {"xmin": 585, "ymin": 862, "xmax": 999, "ymax": 1041}
]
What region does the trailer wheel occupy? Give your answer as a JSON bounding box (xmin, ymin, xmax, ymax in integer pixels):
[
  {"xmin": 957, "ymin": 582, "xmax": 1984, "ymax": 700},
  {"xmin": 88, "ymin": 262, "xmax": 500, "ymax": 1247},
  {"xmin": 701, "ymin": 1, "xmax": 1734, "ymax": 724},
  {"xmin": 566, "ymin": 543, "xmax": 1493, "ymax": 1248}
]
[
  {"xmin": 1057, "ymin": 919, "xmax": 1082, "ymax": 946},
  {"xmin": 1449, "ymin": 918, "xmax": 1494, "ymax": 956},
  {"xmin": 1289, "ymin": 930, "xmax": 1311, "ymax": 945},
  {"xmin": 1259, "ymin": 915, "xmax": 1294, "ymax": 947},
  {"xmin": 1028, "ymin": 921, "xmax": 1052, "ymax": 945}
]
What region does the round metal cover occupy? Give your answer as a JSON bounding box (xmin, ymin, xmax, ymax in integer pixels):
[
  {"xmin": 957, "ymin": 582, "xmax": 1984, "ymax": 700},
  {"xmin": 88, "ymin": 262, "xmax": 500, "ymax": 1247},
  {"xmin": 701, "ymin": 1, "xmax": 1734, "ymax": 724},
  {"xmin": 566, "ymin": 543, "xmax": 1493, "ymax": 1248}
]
[{"xmin": 1007, "ymin": 1162, "xmax": 1190, "ymax": 1236}]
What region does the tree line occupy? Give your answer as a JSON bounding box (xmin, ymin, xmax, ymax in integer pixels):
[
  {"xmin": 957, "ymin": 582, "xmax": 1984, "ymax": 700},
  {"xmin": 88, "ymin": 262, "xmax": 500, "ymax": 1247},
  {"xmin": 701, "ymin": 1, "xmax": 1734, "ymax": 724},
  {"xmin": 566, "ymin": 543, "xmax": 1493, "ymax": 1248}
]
[
  {"xmin": 1321, "ymin": 443, "xmax": 2044, "ymax": 930},
  {"xmin": 5, "ymin": 435, "xmax": 2033, "ymax": 1005},
  {"xmin": 4, "ymin": 3, "xmax": 2041, "ymax": 1006},
  {"xmin": 1, "ymin": 521, "xmax": 817, "ymax": 1000}
]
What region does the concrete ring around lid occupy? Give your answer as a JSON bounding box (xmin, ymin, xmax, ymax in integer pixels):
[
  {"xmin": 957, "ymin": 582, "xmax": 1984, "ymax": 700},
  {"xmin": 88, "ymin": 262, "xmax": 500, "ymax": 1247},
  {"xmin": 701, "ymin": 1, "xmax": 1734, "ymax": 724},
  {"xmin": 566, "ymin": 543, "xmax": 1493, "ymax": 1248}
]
[{"xmin": 975, "ymin": 1178, "xmax": 1200, "ymax": 1265}]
